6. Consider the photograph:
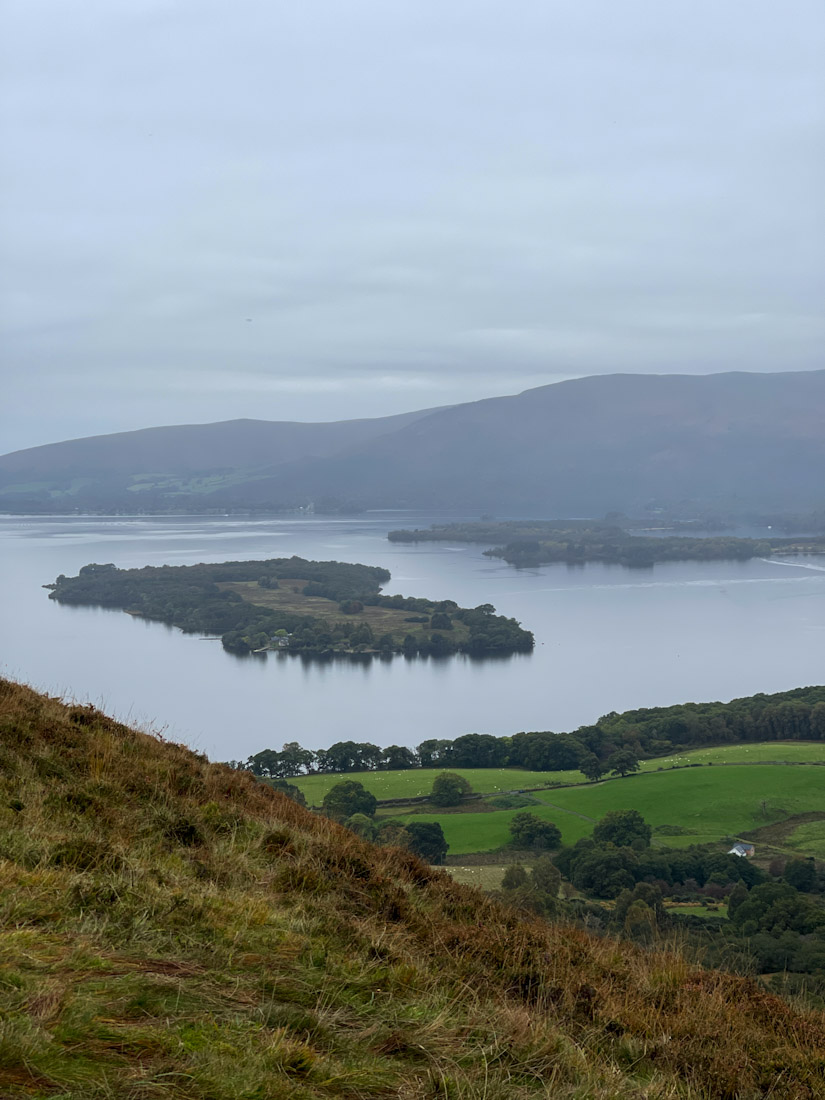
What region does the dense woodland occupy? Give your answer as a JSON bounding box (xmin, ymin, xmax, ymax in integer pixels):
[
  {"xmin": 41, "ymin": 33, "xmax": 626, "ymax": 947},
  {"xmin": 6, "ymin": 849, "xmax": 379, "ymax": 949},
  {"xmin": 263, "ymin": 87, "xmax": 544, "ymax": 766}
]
[
  {"xmin": 549, "ymin": 811, "xmax": 825, "ymax": 998},
  {"xmin": 46, "ymin": 557, "xmax": 534, "ymax": 658},
  {"xmin": 235, "ymin": 685, "xmax": 825, "ymax": 778},
  {"xmin": 389, "ymin": 520, "xmax": 825, "ymax": 568}
]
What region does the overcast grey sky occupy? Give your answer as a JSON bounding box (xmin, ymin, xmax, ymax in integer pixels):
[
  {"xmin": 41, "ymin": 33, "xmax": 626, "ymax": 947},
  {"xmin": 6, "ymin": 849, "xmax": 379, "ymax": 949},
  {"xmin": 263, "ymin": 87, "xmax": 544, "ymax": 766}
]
[{"xmin": 1, "ymin": 0, "xmax": 823, "ymax": 453}]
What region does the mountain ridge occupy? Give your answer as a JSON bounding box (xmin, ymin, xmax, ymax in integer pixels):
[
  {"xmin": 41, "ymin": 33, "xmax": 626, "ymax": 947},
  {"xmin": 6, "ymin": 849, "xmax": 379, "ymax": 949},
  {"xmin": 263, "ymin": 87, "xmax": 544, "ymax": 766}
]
[{"xmin": 2, "ymin": 369, "xmax": 824, "ymax": 516}]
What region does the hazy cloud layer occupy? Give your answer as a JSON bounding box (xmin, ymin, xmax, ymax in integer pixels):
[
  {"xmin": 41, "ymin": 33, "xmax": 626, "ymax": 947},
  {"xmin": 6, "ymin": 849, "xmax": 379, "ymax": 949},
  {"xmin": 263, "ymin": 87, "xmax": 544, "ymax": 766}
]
[{"xmin": 2, "ymin": 0, "xmax": 823, "ymax": 451}]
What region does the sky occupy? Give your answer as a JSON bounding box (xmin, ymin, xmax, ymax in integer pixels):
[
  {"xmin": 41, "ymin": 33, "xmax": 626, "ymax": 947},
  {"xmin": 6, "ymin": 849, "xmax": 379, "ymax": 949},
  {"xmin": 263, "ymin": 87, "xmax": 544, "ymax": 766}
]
[{"xmin": 1, "ymin": 0, "xmax": 823, "ymax": 454}]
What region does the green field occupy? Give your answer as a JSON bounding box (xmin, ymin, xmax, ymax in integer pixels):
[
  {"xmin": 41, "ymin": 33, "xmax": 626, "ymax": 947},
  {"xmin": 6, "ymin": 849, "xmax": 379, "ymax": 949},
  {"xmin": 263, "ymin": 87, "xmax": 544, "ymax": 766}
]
[
  {"xmin": 786, "ymin": 820, "xmax": 825, "ymax": 859},
  {"xmin": 392, "ymin": 765, "xmax": 825, "ymax": 855},
  {"xmin": 648, "ymin": 742, "xmax": 825, "ymax": 767},
  {"xmin": 291, "ymin": 766, "xmax": 587, "ymax": 804},
  {"xmin": 289, "ymin": 741, "xmax": 825, "ymax": 806}
]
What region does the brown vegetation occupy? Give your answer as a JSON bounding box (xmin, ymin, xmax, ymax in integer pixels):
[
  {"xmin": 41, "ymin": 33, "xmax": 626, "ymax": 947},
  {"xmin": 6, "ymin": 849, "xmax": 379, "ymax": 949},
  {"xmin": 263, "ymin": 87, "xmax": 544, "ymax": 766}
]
[
  {"xmin": 1, "ymin": 677, "xmax": 824, "ymax": 1099},
  {"xmin": 218, "ymin": 579, "xmax": 471, "ymax": 647}
]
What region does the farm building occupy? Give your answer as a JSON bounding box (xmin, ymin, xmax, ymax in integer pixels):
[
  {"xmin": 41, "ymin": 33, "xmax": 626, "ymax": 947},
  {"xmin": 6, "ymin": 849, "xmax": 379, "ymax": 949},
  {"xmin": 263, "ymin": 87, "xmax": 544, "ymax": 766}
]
[{"xmin": 728, "ymin": 842, "xmax": 755, "ymax": 858}]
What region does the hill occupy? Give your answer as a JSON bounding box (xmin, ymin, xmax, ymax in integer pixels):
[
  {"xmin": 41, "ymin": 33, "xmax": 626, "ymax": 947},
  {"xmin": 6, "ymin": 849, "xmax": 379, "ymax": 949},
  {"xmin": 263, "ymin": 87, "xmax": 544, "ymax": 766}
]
[
  {"xmin": 1, "ymin": 678, "xmax": 825, "ymax": 1099},
  {"xmin": 2, "ymin": 369, "xmax": 824, "ymax": 516},
  {"xmin": 0, "ymin": 406, "xmax": 439, "ymax": 512}
]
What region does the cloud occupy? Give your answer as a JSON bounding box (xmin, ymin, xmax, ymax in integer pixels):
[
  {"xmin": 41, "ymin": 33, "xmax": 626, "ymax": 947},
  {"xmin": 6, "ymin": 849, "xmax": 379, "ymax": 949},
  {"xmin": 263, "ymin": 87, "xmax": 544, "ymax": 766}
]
[{"xmin": 1, "ymin": 0, "xmax": 823, "ymax": 451}]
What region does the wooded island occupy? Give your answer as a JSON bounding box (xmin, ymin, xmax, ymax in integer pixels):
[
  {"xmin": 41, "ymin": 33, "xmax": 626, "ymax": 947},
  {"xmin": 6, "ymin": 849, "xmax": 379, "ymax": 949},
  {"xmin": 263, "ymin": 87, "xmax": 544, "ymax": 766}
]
[
  {"xmin": 46, "ymin": 557, "xmax": 534, "ymax": 658},
  {"xmin": 388, "ymin": 520, "xmax": 825, "ymax": 567}
]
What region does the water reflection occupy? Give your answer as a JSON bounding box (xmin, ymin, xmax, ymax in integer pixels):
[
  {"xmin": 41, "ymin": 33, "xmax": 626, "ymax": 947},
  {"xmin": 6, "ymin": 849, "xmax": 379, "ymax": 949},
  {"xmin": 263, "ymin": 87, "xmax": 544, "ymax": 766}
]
[{"xmin": 1, "ymin": 513, "xmax": 823, "ymax": 759}]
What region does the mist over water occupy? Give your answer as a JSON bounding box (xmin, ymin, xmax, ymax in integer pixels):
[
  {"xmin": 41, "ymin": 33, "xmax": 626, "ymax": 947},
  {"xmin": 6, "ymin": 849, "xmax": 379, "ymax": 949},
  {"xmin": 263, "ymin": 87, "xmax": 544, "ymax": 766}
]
[{"xmin": 1, "ymin": 513, "xmax": 823, "ymax": 761}]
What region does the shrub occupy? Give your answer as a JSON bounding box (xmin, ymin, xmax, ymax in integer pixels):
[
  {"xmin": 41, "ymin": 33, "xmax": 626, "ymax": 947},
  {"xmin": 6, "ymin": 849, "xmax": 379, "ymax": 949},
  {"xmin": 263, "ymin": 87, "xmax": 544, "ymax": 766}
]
[
  {"xmin": 322, "ymin": 780, "xmax": 377, "ymax": 821},
  {"xmin": 509, "ymin": 812, "xmax": 561, "ymax": 850},
  {"xmin": 430, "ymin": 771, "xmax": 473, "ymax": 807}
]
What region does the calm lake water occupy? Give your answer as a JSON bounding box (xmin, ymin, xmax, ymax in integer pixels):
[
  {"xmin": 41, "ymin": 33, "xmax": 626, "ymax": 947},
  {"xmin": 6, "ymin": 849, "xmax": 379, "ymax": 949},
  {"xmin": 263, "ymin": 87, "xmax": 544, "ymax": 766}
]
[{"xmin": 1, "ymin": 513, "xmax": 823, "ymax": 761}]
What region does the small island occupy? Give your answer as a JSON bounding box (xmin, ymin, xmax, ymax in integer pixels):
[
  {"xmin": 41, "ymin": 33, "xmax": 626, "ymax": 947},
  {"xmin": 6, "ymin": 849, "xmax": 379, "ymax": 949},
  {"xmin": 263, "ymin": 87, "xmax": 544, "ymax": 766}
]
[
  {"xmin": 46, "ymin": 557, "xmax": 534, "ymax": 658},
  {"xmin": 388, "ymin": 520, "xmax": 825, "ymax": 568}
]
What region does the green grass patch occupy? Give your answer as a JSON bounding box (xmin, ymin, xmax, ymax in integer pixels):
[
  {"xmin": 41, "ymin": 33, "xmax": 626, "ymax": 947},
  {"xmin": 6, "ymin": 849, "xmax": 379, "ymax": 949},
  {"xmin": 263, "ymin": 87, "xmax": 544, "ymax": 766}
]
[
  {"xmin": 290, "ymin": 742, "xmax": 825, "ymax": 808},
  {"xmin": 786, "ymin": 820, "xmax": 825, "ymax": 859},
  {"xmin": 292, "ymin": 767, "xmax": 585, "ymax": 804},
  {"xmin": 642, "ymin": 742, "xmax": 825, "ymax": 769},
  {"xmin": 392, "ymin": 765, "xmax": 825, "ymax": 855}
]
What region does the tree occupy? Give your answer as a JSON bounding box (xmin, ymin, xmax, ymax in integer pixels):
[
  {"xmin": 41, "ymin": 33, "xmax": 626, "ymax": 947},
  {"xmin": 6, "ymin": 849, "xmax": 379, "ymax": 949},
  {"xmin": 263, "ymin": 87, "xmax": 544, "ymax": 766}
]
[
  {"xmin": 382, "ymin": 745, "xmax": 418, "ymax": 770},
  {"xmin": 509, "ymin": 812, "xmax": 562, "ymax": 850},
  {"xmin": 784, "ymin": 858, "xmax": 817, "ymax": 893},
  {"xmin": 263, "ymin": 777, "xmax": 307, "ymax": 806},
  {"xmin": 501, "ymin": 864, "xmax": 529, "ymax": 890},
  {"xmin": 279, "ymin": 741, "xmax": 315, "ymax": 775},
  {"xmin": 450, "ymin": 733, "xmax": 508, "ymax": 768},
  {"xmin": 375, "ymin": 822, "xmax": 413, "ymax": 849},
  {"xmin": 405, "ymin": 821, "xmax": 448, "ymax": 864},
  {"xmin": 345, "ymin": 812, "xmax": 377, "ymax": 840},
  {"xmin": 417, "ymin": 739, "xmax": 453, "ymax": 767},
  {"xmin": 727, "ymin": 880, "xmax": 749, "ymax": 917},
  {"xmin": 531, "ymin": 854, "xmax": 561, "ymax": 899},
  {"xmin": 570, "ymin": 846, "xmax": 639, "ymax": 898},
  {"xmin": 430, "ymin": 771, "xmax": 473, "ymax": 807},
  {"xmin": 592, "ymin": 810, "xmax": 651, "ymax": 850},
  {"xmin": 245, "ymin": 749, "xmax": 282, "ymax": 777},
  {"xmin": 350, "ymin": 622, "xmax": 375, "ymax": 648},
  {"xmin": 606, "ymin": 749, "xmax": 640, "ymax": 777},
  {"xmin": 322, "ymin": 780, "xmax": 377, "ymax": 821},
  {"xmin": 580, "ymin": 753, "xmax": 607, "ymax": 782}
]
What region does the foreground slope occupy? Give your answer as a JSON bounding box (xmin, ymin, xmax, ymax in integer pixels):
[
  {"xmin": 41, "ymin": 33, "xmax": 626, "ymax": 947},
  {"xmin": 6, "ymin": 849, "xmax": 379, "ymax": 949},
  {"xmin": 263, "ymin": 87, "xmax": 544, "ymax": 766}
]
[{"xmin": 1, "ymin": 680, "xmax": 824, "ymax": 1099}]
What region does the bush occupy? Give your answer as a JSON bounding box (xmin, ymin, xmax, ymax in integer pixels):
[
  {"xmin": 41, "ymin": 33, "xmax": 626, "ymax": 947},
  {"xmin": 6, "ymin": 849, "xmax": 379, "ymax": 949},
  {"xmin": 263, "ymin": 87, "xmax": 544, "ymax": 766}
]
[
  {"xmin": 430, "ymin": 771, "xmax": 473, "ymax": 807},
  {"xmin": 509, "ymin": 812, "xmax": 562, "ymax": 850},
  {"xmin": 501, "ymin": 865, "xmax": 529, "ymax": 890},
  {"xmin": 322, "ymin": 780, "xmax": 377, "ymax": 821},
  {"xmin": 592, "ymin": 810, "xmax": 651, "ymax": 849},
  {"xmin": 405, "ymin": 822, "xmax": 448, "ymax": 864}
]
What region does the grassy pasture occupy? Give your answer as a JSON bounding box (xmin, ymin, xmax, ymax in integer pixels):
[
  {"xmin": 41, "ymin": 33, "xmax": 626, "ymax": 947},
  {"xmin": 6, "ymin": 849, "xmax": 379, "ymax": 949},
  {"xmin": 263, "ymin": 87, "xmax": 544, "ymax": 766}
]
[
  {"xmin": 394, "ymin": 765, "xmax": 825, "ymax": 855},
  {"xmin": 220, "ymin": 579, "xmax": 471, "ymax": 646},
  {"xmin": 288, "ymin": 741, "xmax": 825, "ymax": 806},
  {"xmin": 787, "ymin": 820, "xmax": 825, "ymax": 859},
  {"xmin": 649, "ymin": 742, "xmax": 825, "ymax": 767},
  {"xmin": 291, "ymin": 767, "xmax": 585, "ymax": 804}
]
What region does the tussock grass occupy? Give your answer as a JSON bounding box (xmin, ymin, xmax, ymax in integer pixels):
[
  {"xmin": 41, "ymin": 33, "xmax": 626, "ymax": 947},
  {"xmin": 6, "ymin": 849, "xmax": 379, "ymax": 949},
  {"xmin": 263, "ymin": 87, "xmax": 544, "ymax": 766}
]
[{"xmin": 1, "ymin": 678, "xmax": 824, "ymax": 1099}]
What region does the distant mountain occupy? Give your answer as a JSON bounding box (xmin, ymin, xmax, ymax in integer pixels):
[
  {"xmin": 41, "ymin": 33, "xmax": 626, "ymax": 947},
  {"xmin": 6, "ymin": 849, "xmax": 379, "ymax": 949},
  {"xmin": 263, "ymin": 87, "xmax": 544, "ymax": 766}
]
[
  {"xmin": 0, "ymin": 407, "xmax": 441, "ymax": 512},
  {"xmin": 2, "ymin": 370, "xmax": 824, "ymax": 516}
]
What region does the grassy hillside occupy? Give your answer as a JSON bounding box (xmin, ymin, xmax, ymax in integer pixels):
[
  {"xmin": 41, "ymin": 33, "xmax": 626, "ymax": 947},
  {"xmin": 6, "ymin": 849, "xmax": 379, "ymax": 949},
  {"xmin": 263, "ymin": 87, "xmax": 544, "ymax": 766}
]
[{"xmin": 2, "ymin": 680, "xmax": 825, "ymax": 1098}]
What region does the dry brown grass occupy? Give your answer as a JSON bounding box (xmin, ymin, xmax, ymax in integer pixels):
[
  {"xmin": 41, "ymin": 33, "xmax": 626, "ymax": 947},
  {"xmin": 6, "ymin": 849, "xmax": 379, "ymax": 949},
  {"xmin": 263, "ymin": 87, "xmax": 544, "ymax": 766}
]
[
  {"xmin": 219, "ymin": 579, "xmax": 471, "ymax": 645},
  {"xmin": 1, "ymin": 676, "xmax": 824, "ymax": 1099}
]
